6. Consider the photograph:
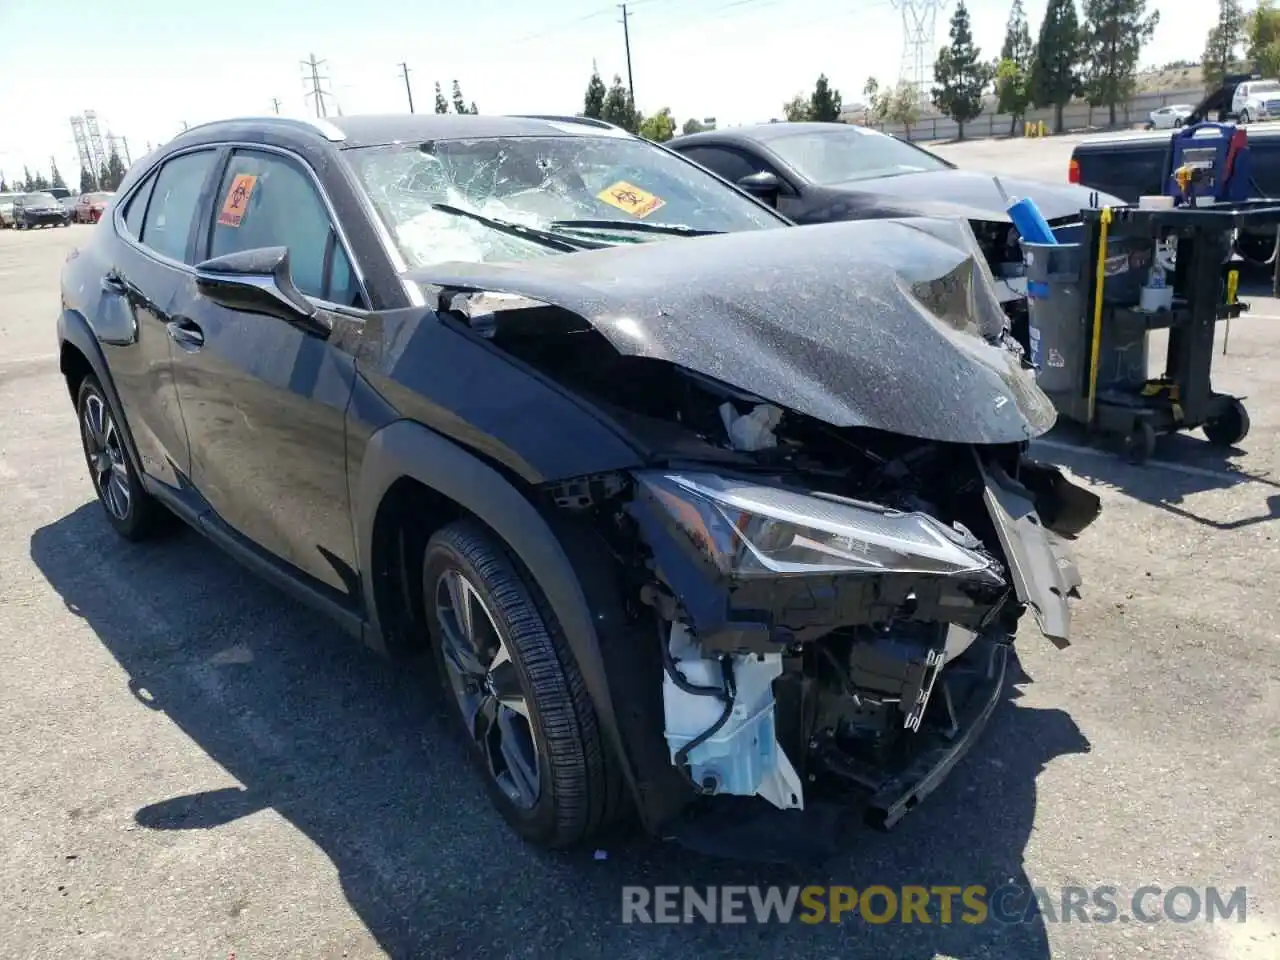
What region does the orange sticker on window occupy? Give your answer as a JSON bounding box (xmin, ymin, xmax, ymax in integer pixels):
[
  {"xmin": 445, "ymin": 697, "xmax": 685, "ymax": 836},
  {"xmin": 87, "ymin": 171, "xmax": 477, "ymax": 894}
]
[
  {"xmin": 217, "ymin": 173, "xmax": 258, "ymax": 228},
  {"xmin": 596, "ymin": 180, "xmax": 666, "ymax": 218}
]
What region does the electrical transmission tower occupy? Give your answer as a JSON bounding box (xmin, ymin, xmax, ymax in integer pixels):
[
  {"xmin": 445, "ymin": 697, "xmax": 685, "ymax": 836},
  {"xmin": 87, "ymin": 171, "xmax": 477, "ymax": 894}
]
[
  {"xmin": 892, "ymin": 0, "xmax": 948, "ymax": 105},
  {"xmin": 69, "ymin": 116, "xmax": 95, "ymax": 185},
  {"xmin": 301, "ymin": 54, "xmax": 333, "ymax": 118},
  {"xmin": 84, "ymin": 110, "xmax": 109, "ymax": 173},
  {"xmin": 107, "ymin": 134, "xmax": 132, "ymax": 167}
]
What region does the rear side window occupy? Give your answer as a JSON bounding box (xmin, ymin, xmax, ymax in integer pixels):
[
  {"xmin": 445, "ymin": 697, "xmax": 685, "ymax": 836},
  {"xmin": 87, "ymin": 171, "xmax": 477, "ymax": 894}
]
[
  {"xmin": 141, "ymin": 150, "xmax": 218, "ymax": 263},
  {"xmin": 122, "ymin": 174, "xmax": 155, "ymax": 238}
]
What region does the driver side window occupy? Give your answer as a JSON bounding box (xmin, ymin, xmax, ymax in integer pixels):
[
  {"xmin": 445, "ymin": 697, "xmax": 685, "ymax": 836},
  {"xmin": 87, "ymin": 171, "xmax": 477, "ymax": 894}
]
[{"xmin": 207, "ymin": 149, "xmax": 363, "ymax": 307}]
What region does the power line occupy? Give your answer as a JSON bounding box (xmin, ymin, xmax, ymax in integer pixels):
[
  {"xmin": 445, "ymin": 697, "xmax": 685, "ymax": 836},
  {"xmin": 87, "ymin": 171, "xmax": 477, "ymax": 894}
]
[{"xmin": 399, "ymin": 61, "xmax": 415, "ymax": 113}]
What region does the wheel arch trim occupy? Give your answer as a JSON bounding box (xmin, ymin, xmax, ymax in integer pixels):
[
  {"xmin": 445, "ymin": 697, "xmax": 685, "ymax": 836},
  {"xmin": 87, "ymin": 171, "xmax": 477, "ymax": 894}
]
[
  {"xmin": 57, "ymin": 309, "xmax": 147, "ymax": 480},
  {"xmin": 354, "ymin": 419, "xmax": 644, "ymax": 812}
]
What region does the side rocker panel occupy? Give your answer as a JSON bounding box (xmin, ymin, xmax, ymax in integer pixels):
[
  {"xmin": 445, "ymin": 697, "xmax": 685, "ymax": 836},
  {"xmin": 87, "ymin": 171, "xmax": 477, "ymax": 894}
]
[{"xmin": 353, "ymin": 419, "xmax": 645, "ymax": 821}]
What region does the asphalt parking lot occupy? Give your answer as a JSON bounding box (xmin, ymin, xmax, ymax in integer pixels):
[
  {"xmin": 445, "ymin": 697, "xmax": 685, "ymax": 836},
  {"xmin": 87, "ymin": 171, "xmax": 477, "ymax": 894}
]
[{"xmin": 1, "ymin": 139, "xmax": 1278, "ymax": 959}]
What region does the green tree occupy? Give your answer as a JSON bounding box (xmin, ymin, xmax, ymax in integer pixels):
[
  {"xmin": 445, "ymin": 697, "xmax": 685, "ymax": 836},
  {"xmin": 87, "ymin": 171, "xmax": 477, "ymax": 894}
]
[
  {"xmin": 20, "ymin": 166, "xmax": 33, "ymax": 191},
  {"xmin": 584, "ymin": 65, "xmax": 607, "ymax": 119},
  {"xmin": 781, "ymin": 93, "xmax": 810, "ymax": 121},
  {"xmin": 104, "ymin": 148, "xmax": 127, "ymax": 190},
  {"xmin": 998, "ymin": 0, "xmax": 1035, "ymax": 134},
  {"xmin": 639, "ymin": 107, "xmax": 676, "ymax": 142},
  {"xmin": 0, "ymin": 174, "xmax": 7, "ymax": 192},
  {"xmin": 601, "ymin": 74, "xmax": 639, "ymax": 132},
  {"xmin": 1202, "ymin": 0, "xmax": 1245, "ymax": 90},
  {"xmin": 1247, "ymin": 0, "xmax": 1280, "ymax": 77},
  {"xmin": 808, "ymin": 73, "xmax": 843, "ymax": 121},
  {"xmin": 681, "ymin": 117, "xmax": 707, "ymax": 134},
  {"xmin": 79, "ymin": 167, "xmax": 96, "ymax": 193},
  {"xmin": 1031, "ymin": 0, "xmax": 1084, "ymax": 133},
  {"xmin": 32, "ymin": 171, "xmax": 50, "ymax": 190},
  {"xmin": 1082, "ymin": 0, "xmax": 1159, "ymax": 126},
  {"xmin": 50, "ymin": 160, "xmax": 66, "ymax": 189},
  {"xmin": 434, "ymin": 82, "xmax": 449, "ymax": 114},
  {"xmin": 862, "ymin": 77, "xmax": 890, "ymax": 124},
  {"xmin": 887, "ymin": 80, "xmax": 922, "ymax": 136},
  {"xmin": 97, "ymin": 161, "xmax": 111, "ymax": 191},
  {"xmin": 932, "ymin": 1, "xmax": 994, "ymax": 138},
  {"xmin": 451, "ymin": 80, "xmax": 475, "ymax": 114}
]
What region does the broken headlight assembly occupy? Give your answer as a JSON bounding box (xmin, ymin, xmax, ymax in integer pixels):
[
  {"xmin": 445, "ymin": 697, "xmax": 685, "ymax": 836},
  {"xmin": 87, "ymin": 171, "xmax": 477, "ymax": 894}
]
[{"xmin": 635, "ymin": 471, "xmax": 1001, "ymax": 581}]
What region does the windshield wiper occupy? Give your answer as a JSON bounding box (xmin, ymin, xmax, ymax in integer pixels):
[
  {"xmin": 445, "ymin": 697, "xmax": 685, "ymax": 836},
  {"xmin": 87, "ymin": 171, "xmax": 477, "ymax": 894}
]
[
  {"xmin": 429, "ymin": 203, "xmax": 608, "ymax": 252},
  {"xmin": 549, "ymin": 218, "xmax": 724, "ymax": 238}
]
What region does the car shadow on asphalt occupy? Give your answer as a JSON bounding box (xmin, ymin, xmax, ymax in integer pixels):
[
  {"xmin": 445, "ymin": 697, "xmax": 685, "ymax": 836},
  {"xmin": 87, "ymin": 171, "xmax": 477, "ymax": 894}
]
[
  {"xmin": 31, "ymin": 503, "xmax": 1091, "ymax": 960},
  {"xmin": 1032, "ymin": 425, "xmax": 1280, "ymax": 530}
]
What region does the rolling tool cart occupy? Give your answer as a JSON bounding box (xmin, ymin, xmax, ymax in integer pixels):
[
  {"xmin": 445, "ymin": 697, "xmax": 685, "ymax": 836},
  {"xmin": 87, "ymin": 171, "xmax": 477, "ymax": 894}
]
[{"xmin": 1023, "ymin": 201, "xmax": 1280, "ymax": 462}]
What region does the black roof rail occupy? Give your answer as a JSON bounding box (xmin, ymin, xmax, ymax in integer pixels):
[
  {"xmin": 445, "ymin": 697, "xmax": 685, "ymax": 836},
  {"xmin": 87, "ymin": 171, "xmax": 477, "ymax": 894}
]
[{"xmin": 179, "ymin": 115, "xmax": 347, "ymax": 142}]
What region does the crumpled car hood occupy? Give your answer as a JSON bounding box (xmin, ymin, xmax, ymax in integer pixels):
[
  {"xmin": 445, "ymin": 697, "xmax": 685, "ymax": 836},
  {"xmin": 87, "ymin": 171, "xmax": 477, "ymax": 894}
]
[{"xmin": 411, "ymin": 217, "xmax": 1058, "ymax": 445}]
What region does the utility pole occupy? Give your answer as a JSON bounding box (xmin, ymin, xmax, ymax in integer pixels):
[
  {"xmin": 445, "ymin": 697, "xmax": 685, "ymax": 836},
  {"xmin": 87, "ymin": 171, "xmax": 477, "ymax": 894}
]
[
  {"xmin": 398, "ymin": 62, "xmax": 415, "ymax": 113},
  {"xmin": 271, "ymin": 97, "xmax": 281, "ymax": 114},
  {"xmin": 302, "ymin": 53, "xmax": 330, "ymax": 118},
  {"xmin": 618, "ymin": 4, "xmax": 635, "ymax": 104}
]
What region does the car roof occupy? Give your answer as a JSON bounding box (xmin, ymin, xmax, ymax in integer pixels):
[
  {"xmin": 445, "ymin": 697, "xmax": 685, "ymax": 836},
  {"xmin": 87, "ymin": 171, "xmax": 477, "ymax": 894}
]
[
  {"xmin": 672, "ymin": 121, "xmax": 860, "ymax": 148},
  {"xmin": 167, "ymin": 113, "xmax": 635, "ymax": 153}
]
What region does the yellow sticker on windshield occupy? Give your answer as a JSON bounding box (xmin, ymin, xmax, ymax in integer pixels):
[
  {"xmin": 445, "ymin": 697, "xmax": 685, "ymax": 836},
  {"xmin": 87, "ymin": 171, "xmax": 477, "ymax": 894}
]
[{"xmin": 597, "ymin": 180, "xmax": 666, "ymax": 218}]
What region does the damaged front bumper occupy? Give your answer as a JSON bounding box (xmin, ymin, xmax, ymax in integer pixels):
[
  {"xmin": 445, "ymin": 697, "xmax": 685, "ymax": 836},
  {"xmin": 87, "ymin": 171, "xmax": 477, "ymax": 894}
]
[{"xmin": 621, "ymin": 450, "xmax": 1098, "ymax": 849}]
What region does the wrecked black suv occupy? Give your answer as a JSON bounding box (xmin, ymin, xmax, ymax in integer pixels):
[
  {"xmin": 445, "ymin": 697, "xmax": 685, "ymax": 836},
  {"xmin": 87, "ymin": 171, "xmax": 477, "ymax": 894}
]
[{"xmin": 57, "ymin": 113, "xmax": 1099, "ymax": 854}]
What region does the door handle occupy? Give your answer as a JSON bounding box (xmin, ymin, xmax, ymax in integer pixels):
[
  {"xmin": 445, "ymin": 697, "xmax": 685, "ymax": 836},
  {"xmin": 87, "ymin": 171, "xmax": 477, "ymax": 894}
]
[{"xmin": 166, "ymin": 318, "xmax": 205, "ymax": 349}]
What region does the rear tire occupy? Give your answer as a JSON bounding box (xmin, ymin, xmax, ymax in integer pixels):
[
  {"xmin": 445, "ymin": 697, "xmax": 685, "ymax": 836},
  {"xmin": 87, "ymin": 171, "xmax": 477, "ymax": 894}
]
[
  {"xmin": 76, "ymin": 375, "xmax": 167, "ymax": 541},
  {"xmin": 423, "ymin": 519, "xmax": 625, "ymax": 848}
]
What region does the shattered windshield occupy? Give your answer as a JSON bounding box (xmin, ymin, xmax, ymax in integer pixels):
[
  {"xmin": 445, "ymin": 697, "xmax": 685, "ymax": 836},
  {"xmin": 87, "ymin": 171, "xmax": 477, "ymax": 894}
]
[
  {"xmin": 345, "ymin": 135, "xmax": 785, "ymax": 268},
  {"xmin": 769, "ymin": 127, "xmax": 953, "ymax": 186}
]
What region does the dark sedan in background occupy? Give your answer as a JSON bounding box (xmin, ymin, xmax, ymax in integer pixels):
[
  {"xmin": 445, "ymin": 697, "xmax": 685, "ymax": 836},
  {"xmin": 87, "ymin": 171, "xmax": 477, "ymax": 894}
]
[
  {"xmin": 669, "ymin": 122, "xmax": 1119, "ymax": 324},
  {"xmin": 12, "ymin": 192, "xmax": 72, "ymax": 228}
]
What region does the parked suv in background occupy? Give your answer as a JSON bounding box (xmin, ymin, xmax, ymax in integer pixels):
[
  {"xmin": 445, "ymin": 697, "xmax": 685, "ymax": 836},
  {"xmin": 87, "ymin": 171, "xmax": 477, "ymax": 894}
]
[
  {"xmin": 74, "ymin": 191, "xmax": 114, "ymax": 223},
  {"xmin": 13, "ymin": 192, "xmax": 72, "ymax": 228},
  {"xmin": 0, "ymin": 192, "xmax": 18, "ymax": 228}
]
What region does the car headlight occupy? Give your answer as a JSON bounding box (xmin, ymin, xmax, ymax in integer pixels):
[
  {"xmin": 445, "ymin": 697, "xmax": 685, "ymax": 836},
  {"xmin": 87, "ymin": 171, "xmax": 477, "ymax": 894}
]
[{"xmin": 635, "ymin": 471, "xmax": 1000, "ymax": 579}]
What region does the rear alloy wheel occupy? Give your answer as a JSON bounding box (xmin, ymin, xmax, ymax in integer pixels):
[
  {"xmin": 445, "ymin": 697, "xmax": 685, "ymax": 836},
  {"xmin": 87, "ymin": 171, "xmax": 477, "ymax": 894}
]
[
  {"xmin": 423, "ymin": 520, "xmax": 624, "ymax": 848},
  {"xmin": 76, "ymin": 376, "xmax": 166, "ymax": 540}
]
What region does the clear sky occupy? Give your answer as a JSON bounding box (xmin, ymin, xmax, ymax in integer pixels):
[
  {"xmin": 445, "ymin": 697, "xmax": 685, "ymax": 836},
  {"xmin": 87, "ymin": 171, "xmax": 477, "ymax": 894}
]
[{"xmin": 0, "ymin": 0, "xmax": 1214, "ymax": 188}]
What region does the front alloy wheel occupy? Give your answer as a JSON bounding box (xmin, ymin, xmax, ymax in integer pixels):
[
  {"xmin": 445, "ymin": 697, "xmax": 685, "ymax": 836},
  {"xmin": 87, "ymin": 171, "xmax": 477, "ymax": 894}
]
[
  {"xmin": 435, "ymin": 567, "xmax": 542, "ymax": 810},
  {"xmin": 75, "ymin": 375, "xmax": 166, "ymax": 540},
  {"xmin": 422, "ymin": 520, "xmax": 625, "ymax": 848}
]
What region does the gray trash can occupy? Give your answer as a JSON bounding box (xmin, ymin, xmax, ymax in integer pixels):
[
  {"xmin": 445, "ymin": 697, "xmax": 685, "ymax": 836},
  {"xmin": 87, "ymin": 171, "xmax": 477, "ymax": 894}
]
[{"xmin": 1021, "ymin": 225, "xmax": 1151, "ymax": 398}]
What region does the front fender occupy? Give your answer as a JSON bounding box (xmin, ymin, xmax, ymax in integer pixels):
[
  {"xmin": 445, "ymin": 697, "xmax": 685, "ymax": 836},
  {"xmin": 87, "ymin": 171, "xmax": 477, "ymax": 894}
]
[{"xmin": 353, "ymin": 419, "xmax": 648, "ymax": 823}]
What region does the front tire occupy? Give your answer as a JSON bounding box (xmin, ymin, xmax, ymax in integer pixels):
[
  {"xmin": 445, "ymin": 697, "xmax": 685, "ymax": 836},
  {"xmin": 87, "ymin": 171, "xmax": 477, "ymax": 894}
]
[
  {"xmin": 76, "ymin": 375, "xmax": 166, "ymax": 541},
  {"xmin": 1241, "ymin": 109, "xmax": 1253, "ymax": 125},
  {"xmin": 423, "ymin": 519, "xmax": 624, "ymax": 848}
]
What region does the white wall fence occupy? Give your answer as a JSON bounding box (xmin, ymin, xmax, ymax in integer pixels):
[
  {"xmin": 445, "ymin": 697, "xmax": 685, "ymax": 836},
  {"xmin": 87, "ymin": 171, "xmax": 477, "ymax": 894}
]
[{"xmin": 853, "ymin": 87, "xmax": 1205, "ymax": 142}]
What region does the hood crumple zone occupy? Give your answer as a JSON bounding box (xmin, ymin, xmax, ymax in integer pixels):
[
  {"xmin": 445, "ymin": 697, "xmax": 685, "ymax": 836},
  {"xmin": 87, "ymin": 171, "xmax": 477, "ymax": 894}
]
[{"xmin": 412, "ymin": 217, "xmax": 1058, "ymax": 445}]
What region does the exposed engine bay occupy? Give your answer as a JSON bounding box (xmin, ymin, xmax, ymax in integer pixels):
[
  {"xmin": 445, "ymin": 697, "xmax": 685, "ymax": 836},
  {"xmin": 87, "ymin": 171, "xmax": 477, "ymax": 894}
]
[{"xmin": 419, "ymin": 216, "xmax": 1102, "ymax": 841}]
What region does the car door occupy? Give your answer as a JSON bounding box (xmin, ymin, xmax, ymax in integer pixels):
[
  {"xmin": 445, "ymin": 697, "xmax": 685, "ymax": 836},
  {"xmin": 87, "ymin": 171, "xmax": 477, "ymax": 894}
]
[
  {"xmin": 102, "ymin": 148, "xmax": 222, "ymax": 488},
  {"xmin": 168, "ymin": 145, "xmax": 366, "ymax": 599}
]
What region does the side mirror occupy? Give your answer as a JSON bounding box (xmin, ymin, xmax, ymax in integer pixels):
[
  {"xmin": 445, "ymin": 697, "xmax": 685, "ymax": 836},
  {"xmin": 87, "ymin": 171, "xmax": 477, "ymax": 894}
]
[
  {"xmin": 737, "ymin": 170, "xmax": 783, "ymax": 205},
  {"xmin": 194, "ymin": 246, "xmax": 331, "ymax": 337}
]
